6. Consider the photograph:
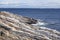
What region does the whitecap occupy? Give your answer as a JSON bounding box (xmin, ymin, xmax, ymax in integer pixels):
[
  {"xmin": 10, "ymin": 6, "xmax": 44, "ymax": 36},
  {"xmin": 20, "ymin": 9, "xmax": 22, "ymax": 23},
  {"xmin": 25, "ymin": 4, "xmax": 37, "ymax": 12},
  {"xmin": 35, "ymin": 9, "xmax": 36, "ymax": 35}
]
[{"xmin": 32, "ymin": 19, "xmax": 48, "ymax": 27}]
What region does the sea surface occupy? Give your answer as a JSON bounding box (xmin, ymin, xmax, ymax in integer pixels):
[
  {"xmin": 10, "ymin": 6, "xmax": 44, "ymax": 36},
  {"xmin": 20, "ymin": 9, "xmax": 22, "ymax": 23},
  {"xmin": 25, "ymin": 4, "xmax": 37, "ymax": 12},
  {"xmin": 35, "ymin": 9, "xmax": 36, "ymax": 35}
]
[{"xmin": 0, "ymin": 8, "xmax": 60, "ymax": 31}]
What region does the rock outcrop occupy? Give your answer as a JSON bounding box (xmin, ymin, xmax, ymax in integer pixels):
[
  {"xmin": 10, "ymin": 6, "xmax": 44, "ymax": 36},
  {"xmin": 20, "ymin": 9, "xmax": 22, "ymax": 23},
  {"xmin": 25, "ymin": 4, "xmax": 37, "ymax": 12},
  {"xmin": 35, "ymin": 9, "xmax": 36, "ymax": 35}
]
[{"xmin": 0, "ymin": 11, "xmax": 60, "ymax": 40}]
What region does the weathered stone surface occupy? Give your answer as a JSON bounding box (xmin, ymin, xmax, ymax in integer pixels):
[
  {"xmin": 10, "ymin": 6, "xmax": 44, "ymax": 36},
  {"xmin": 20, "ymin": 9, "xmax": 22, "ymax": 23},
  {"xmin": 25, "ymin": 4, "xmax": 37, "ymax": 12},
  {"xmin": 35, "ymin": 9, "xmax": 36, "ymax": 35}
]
[{"xmin": 0, "ymin": 11, "xmax": 60, "ymax": 40}]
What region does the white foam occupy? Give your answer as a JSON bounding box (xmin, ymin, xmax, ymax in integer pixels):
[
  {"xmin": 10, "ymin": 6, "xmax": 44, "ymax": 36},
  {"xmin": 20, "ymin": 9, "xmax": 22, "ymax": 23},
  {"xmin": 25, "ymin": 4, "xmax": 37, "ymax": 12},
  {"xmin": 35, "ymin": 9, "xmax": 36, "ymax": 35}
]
[{"xmin": 32, "ymin": 19, "xmax": 48, "ymax": 27}]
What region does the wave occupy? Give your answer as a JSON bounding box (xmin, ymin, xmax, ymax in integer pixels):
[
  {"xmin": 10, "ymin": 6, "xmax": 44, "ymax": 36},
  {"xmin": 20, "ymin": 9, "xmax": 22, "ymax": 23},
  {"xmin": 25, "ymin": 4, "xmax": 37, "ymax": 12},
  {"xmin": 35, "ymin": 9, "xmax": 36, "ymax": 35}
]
[{"xmin": 32, "ymin": 19, "xmax": 48, "ymax": 27}]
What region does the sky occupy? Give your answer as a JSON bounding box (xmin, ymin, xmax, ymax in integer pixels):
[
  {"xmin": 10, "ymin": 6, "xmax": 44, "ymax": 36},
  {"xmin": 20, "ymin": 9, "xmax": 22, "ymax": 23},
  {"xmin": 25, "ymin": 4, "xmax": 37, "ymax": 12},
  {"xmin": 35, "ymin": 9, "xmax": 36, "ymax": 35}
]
[{"xmin": 0, "ymin": 0, "xmax": 60, "ymax": 8}]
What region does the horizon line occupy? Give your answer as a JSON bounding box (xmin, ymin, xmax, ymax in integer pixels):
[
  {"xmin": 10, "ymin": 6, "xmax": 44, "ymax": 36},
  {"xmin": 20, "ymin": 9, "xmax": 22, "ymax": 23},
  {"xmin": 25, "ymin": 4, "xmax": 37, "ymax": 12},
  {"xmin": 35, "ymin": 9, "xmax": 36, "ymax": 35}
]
[{"xmin": 0, "ymin": 8, "xmax": 60, "ymax": 9}]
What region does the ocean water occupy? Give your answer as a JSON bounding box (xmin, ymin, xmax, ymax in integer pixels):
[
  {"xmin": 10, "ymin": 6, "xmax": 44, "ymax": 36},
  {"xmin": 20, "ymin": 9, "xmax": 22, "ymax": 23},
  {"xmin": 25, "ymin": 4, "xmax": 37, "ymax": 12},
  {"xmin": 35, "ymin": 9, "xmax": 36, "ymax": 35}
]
[{"xmin": 0, "ymin": 8, "xmax": 60, "ymax": 31}]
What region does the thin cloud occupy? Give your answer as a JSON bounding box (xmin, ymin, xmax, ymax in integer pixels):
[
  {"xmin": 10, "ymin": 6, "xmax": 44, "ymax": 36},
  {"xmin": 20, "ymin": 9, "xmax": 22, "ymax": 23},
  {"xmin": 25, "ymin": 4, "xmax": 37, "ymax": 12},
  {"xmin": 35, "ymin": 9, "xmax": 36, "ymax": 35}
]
[{"xmin": 0, "ymin": 0, "xmax": 60, "ymax": 8}]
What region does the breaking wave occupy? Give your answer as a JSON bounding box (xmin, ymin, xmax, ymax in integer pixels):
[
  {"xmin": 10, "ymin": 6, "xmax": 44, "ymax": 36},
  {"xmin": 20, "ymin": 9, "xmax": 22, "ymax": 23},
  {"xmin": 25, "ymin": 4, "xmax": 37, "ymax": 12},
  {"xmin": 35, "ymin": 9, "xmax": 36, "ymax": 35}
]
[{"xmin": 32, "ymin": 19, "xmax": 48, "ymax": 26}]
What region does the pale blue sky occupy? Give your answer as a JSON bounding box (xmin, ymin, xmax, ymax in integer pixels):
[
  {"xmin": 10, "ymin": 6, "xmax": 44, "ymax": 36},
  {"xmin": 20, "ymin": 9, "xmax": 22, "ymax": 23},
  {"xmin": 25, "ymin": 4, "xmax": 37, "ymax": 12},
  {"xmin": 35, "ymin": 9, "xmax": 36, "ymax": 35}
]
[{"xmin": 0, "ymin": 0, "xmax": 60, "ymax": 8}]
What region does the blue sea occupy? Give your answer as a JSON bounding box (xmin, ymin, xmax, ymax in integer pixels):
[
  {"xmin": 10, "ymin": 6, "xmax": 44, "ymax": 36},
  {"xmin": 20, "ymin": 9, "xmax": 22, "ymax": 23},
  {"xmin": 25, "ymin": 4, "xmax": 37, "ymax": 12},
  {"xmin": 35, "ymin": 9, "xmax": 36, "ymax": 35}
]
[{"xmin": 0, "ymin": 8, "xmax": 60, "ymax": 31}]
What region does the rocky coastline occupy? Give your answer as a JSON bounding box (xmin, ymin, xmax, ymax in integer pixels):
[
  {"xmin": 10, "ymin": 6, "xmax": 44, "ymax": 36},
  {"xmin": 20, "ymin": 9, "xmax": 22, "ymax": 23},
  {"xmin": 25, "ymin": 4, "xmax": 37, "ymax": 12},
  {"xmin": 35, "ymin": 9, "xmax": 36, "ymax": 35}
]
[{"xmin": 0, "ymin": 11, "xmax": 60, "ymax": 40}]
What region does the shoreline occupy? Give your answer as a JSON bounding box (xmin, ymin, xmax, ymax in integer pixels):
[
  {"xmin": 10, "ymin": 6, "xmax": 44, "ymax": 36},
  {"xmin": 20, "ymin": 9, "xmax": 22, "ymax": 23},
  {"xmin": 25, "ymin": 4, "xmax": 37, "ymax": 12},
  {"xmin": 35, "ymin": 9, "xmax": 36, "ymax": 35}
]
[{"xmin": 0, "ymin": 11, "xmax": 60, "ymax": 40}]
